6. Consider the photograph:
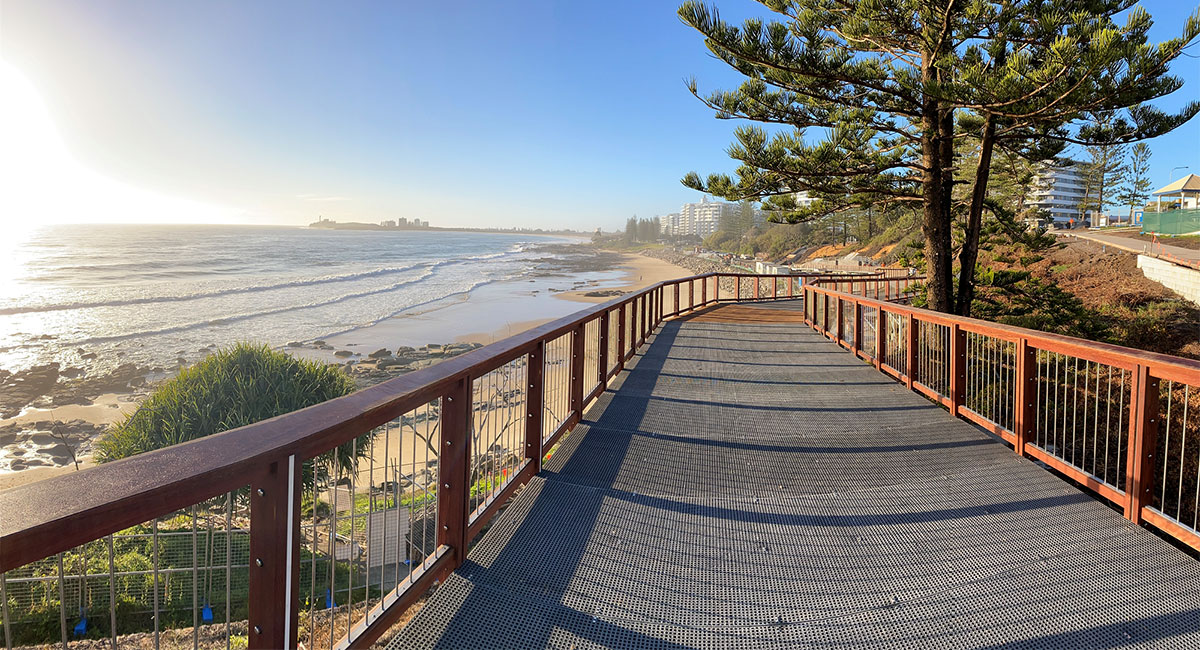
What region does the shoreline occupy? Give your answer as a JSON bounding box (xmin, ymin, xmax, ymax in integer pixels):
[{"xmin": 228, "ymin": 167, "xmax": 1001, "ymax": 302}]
[{"xmin": 0, "ymin": 251, "xmax": 691, "ymax": 490}]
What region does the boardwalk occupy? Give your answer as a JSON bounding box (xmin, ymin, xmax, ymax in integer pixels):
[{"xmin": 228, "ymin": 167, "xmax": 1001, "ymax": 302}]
[{"xmin": 390, "ymin": 301, "xmax": 1200, "ymax": 649}]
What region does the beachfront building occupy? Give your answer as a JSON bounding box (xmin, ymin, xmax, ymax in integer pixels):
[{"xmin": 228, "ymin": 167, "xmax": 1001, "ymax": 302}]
[
  {"xmin": 659, "ymin": 213, "xmax": 682, "ymax": 237},
  {"xmin": 794, "ymin": 191, "xmax": 817, "ymax": 208},
  {"xmin": 1153, "ymin": 174, "xmax": 1200, "ymax": 211},
  {"xmin": 1029, "ymin": 159, "xmax": 1087, "ymax": 225},
  {"xmin": 677, "ymin": 197, "xmax": 738, "ymax": 239}
]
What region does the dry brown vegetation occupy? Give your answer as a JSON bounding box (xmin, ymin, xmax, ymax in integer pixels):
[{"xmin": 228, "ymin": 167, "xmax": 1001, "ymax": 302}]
[{"xmin": 983, "ymin": 239, "xmax": 1200, "ymax": 359}]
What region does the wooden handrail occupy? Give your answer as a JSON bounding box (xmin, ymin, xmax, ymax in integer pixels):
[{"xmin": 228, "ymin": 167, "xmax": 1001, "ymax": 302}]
[{"xmin": 803, "ymin": 281, "xmax": 1200, "ymax": 555}]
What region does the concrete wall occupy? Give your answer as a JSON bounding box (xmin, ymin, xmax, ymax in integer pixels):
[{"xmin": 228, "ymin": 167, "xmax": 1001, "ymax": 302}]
[{"xmin": 1137, "ymin": 255, "xmax": 1200, "ymax": 304}]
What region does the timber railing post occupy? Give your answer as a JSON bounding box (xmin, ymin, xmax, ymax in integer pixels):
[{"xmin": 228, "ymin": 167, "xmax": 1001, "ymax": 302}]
[
  {"xmin": 1126, "ymin": 364, "xmax": 1160, "ymax": 524},
  {"xmin": 437, "ymin": 377, "xmax": 471, "ymax": 567},
  {"xmin": 905, "ymin": 314, "xmax": 917, "ymax": 389},
  {"xmin": 948, "ymin": 323, "xmax": 965, "ymax": 416},
  {"xmin": 673, "ymin": 282, "xmax": 680, "ymax": 316},
  {"xmin": 701, "ymin": 275, "xmax": 707, "ymax": 306},
  {"xmin": 714, "ymin": 275, "xmax": 720, "ymax": 302},
  {"xmin": 248, "ymin": 455, "xmax": 301, "ymax": 649},
  {"xmin": 688, "ymin": 280, "xmax": 695, "ymax": 312},
  {"xmin": 526, "ymin": 341, "xmax": 545, "ymax": 469},
  {"xmin": 570, "ymin": 324, "xmax": 585, "ymax": 425},
  {"xmin": 1013, "ymin": 338, "xmax": 1035, "ymax": 456},
  {"xmin": 754, "ymin": 276, "xmax": 760, "ymax": 300},
  {"xmin": 736, "ymin": 275, "xmax": 741, "ymax": 301}
]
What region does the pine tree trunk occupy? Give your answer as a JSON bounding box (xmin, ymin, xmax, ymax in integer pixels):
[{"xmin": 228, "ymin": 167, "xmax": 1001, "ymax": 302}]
[
  {"xmin": 920, "ymin": 57, "xmax": 954, "ymax": 313},
  {"xmin": 956, "ymin": 116, "xmax": 996, "ymax": 317}
]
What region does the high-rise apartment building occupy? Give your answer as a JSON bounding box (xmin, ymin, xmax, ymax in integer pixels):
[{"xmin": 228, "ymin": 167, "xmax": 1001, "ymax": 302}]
[
  {"xmin": 675, "ymin": 197, "xmax": 738, "ymax": 238},
  {"xmin": 1029, "ymin": 160, "xmax": 1087, "ymax": 224}
]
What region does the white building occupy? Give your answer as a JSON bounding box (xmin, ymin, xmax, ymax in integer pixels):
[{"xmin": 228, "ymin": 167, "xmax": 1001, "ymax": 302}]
[
  {"xmin": 1029, "ymin": 160, "xmax": 1087, "ymax": 224},
  {"xmin": 659, "ymin": 213, "xmax": 682, "ymax": 237},
  {"xmin": 677, "ymin": 197, "xmax": 738, "ymax": 238}
]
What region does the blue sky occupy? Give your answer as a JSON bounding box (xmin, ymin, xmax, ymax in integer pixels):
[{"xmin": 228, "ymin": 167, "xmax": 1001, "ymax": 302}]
[{"xmin": 1, "ymin": 1, "xmax": 1197, "ymax": 230}]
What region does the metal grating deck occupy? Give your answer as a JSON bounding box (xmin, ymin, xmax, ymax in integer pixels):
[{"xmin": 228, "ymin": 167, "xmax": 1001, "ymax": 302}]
[{"xmin": 388, "ymin": 300, "xmax": 1200, "ymax": 649}]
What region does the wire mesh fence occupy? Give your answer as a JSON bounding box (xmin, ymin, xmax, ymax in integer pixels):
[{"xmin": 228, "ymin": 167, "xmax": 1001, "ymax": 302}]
[
  {"xmin": 2, "ymin": 493, "xmax": 251, "ymax": 649},
  {"xmin": 583, "ymin": 318, "xmax": 601, "ymax": 398},
  {"xmin": 542, "ymin": 333, "xmax": 573, "ymax": 444},
  {"xmin": 296, "ymin": 398, "xmax": 443, "ymax": 650},
  {"xmin": 469, "ymin": 358, "xmax": 528, "ymax": 519}
]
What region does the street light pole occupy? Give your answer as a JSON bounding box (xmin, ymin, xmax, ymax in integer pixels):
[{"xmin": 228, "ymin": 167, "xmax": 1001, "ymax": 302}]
[{"xmin": 1171, "ymin": 166, "xmax": 1190, "ymax": 182}]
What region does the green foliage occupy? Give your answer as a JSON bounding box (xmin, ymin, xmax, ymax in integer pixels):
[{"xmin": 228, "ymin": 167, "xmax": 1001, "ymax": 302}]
[
  {"xmin": 624, "ymin": 216, "xmax": 661, "ymax": 244},
  {"xmin": 971, "ymin": 269, "xmax": 1112, "ymax": 342},
  {"xmin": 1116, "ymin": 142, "xmax": 1153, "ymax": 221},
  {"xmin": 677, "ymin": 0, "xmax": 1200, "ymax": 311},
  {"xmin": 95, "ymin": 343, "xmax": 366, "ymax": 490},
  {"xmin": 96, "ymin": 343, "xmax": 355, "ymax": 463}
]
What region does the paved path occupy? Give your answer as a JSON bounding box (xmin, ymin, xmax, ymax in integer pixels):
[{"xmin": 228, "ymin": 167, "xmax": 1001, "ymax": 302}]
[
  {"xmin": 1067, "ymin": 230, "xmax": 1200, "ymax": 263},
  {"xmin": 390, "ymin": 300, "xmax": 1200, "ymax": 649}
]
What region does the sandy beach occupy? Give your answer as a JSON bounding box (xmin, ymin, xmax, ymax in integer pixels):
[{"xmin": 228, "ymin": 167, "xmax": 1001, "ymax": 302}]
[
  {"xmin": 0, "ymin": 250, "xmax": 690, "ymax": 491},
  {"xmin": 453, "ymin": 253, "xmax": 691, "ymax": 343}
]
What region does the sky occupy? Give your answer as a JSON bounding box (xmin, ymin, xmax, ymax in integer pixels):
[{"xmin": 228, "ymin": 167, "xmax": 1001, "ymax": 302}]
[{"xmin": 0, "ymin": 1, "xmax": 1198, "ymax": 231}]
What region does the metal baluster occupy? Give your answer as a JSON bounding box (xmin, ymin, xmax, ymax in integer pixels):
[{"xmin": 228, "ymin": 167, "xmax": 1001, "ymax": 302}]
[
  {"xmin": 1105, "ymin": 366, "xmax": 1114, "ymax": 485},
  {"xmin": 347, "ymin": 435, "xmax": 358, "ymax": 638},
  {"xmin": 379, "ymin": 421, "xmax": 390, "ymax": 607},
  {"xmin": 1093, "ymin": 363, "xmax": 1101, "ymax": 477},
  {"xmin": 329, "ymin": 464, "xmax": 338, "ymax": 650},
  {"xmin": 107, "ymin": 534, "xmax": 116, "ymax": 648},
  {"xmin": 1178, "ymin": 385, "xmax": 1190, "ymax": 519},
  {"xmin": 1118, "ymin": 369, "xmax": 1127, "ymax": 490},
  {"xmin": 1075, "ymin": 357, "xmax": 1084, "ymax": 470},
  {"xmin": 2, "ymin": 571, "xmax": 11, "ymax": 650},
  {"xmin": 57, "ymin": 553, "xmax": 67, "ymax": 650},
  {"xmin": 224, "ymin": 493, "xmax": 232, "ymax": 650},
  {"xmin": 152, "ymin": 518, "xmax": 160, "ymax": 650},
  {"xmin": 1163, "ymin": 381, "xmax": 1174, "ymax": 510},
  {"xmin": 192, "ymin": 506, "xmax": 200, "ymax": 650},
  {"xmin": 309, "ymin": 465, "xmax": 318, "ymax": 647}
]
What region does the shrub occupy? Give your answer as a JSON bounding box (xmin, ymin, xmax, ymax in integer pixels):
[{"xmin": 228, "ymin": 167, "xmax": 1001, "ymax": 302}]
[{"xmin": 95, "ymin": 343, "xmax": 362, "ymax": 479}]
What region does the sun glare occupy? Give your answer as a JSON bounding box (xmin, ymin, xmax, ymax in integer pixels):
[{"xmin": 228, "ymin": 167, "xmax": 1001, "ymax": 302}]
[{"xmin": 0, "ymin": 59, "xmax": 238, "ymax": 230}]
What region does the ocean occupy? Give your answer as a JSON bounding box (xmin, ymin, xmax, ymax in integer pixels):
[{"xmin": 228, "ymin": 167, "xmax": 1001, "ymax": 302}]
[{"xmin": 0, "ymin": 224, "xmax": 601, "ymax": 378}]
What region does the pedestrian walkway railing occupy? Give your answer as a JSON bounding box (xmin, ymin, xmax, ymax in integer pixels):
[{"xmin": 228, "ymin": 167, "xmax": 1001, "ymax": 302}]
[
  {"xmin": 804, "ymin": 282, "xmax": 1200, "ymax": 557},
  {"xmin": 1, "ymin": 268, "xmax": 867, "ymax": 650}
]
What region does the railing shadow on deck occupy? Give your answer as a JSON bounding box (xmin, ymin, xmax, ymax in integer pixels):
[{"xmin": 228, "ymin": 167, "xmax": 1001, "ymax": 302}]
[{"xmin": 803, "ymin": 281, "xmax": 1200, "ymax": 559}]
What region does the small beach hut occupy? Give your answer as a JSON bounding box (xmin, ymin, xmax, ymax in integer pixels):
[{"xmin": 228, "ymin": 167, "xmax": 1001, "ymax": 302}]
[{"xmin": 1153, "ymin": 173, "xmax": 1200, "ymax": 212}]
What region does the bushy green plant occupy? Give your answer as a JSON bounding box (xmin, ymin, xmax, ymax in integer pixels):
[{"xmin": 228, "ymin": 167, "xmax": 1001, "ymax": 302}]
[{"xmin": 95, "ymin": 343, "xmax": 363, "ymax": 479}]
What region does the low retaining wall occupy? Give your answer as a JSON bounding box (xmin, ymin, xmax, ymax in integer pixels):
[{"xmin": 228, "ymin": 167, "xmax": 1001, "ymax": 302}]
[{"xmin": 1137, "ymin": 254, "xmax": 1200, "ymax": 304}]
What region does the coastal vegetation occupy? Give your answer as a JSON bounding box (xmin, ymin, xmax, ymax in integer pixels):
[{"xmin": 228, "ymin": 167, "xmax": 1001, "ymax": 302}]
[
  {"xmin": 95, "ymin": 343, "xmax": 362, "ymax": 481},
  {"xmin": 678, "ymin": 0, "xmax": 1200, "ymax": 315}
]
